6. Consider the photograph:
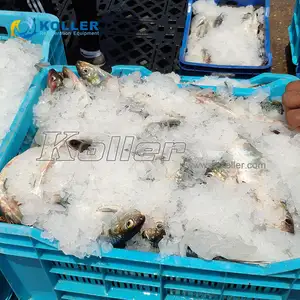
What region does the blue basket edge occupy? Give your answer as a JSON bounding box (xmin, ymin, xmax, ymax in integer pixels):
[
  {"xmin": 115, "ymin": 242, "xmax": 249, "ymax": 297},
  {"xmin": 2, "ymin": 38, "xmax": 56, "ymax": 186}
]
[
  {"xmin": 0, "ymin": 65, "xmax": 300, "ymax": 280},
  {"xmin": 179, "ymin": 0, "xmax": 273, "ymax": 71}
]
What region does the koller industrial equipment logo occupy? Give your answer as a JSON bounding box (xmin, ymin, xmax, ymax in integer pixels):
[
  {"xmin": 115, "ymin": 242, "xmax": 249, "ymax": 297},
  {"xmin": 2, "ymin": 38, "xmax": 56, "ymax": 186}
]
[
  {"xmin": 11, "ymin": 18, "xmax": 100, "ymax": 39},
  {"xmin": 11, "ymin": 17, "xmax": 37, "ymax": 39}
]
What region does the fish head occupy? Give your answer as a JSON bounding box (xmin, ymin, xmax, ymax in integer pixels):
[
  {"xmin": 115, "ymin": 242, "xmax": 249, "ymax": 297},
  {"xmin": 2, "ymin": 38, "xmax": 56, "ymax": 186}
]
[
  {"xmin": 47, "ymin": 69, "xmax": 63, "ymax": 93},
  {"xmin": 108, "ymin": 209, "xmax": 145, "ymax": 244},
  {"xmin": 205, "ymin": 161, "xmax": 228, "ymax": 181},
  {"xmin": 260, "ymin": 101, "xmax": 284, "ymax": 115},
  {"xmin": 62, "ymin": 66, "xmax": 80, "ymax": 84},
  {"xmin": 0, "ymin": 196, "xmax": 22, "ymax": 224},
  {"xmin": 67, "ymin": 139, "xmax": 92, "ymax": 153},
  {"xmin": 282, "ymin": 216, "xmax": 295, "ymax": 234},
  {"xmin": 76, "ymin": 61, "xmax": 101, "ymax": 85},
  {"xmin": 141, "ymin": 222, "xmax": 166, "ymax": 245}
]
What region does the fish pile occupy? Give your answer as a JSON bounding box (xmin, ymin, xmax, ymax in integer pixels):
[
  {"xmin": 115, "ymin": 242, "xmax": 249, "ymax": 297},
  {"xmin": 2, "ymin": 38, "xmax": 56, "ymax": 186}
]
[
  {"xmin": 1, "ymin": 62, "xmax": 300, "ymax": 263},
  {"xmin": 185, "ymin": 0, "xmax": 266, "ymax": 66},
  {"xmin": 0, "ymin": 38, "xmax": 42, "ymax": 142}
]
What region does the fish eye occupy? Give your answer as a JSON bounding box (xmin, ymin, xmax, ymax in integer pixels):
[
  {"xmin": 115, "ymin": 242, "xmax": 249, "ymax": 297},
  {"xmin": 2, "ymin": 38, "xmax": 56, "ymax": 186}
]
[
  {"xmin": 126, "ymin": 219, "xmax": 134, "ymax": 229},
  {"xmin": 285, "ymin": 218, "xmax": 293, "ymax": 226},
  {"xmin": 51, "ymin": 75, "xmax": 57, "ymax": 81},
  {"xmin": 156, "ymin": 222, "xmax": 164, "ymax": 229},
  {"xmin": 83, "ymin": 68, "xmax": 88, "ymax": 73}
]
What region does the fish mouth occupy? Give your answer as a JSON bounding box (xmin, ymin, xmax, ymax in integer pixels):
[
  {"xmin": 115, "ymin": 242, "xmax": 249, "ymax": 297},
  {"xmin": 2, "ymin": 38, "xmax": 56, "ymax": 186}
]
[
  {"xmin": 138, "ymin": 215, "xmax": 146, "ymax": 226},
  {"xmin": 281, "ymin": 216, "xmax": 295, "ymax": 234},
  {"xmin": 62, "ymin": 67, "xmax": 78, "ymax": 82}
]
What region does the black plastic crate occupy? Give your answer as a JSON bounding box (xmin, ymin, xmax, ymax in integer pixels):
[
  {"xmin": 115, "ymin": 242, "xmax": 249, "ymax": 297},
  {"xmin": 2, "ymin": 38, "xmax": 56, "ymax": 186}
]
[
  {"xmin": 60, "ymin": 0, "xmax": 187, "ymax": 73},
  {"xmin": 99, "ymin": 15, "xmax": 162, "ymax": 36},
  {"xmin": 51, "ymin": 0, "xmax": 68, "ymax": 16},
  {"xmin": 166, "ymin": 0, "xmax": 187, "ymax": 25},
  {"xmin": 59, "ymin": 4, "xmax": 76, "ymax": 49},
  {"xmin": 109, "ymin": 0, "xmax": 168, "ymax": 21}
]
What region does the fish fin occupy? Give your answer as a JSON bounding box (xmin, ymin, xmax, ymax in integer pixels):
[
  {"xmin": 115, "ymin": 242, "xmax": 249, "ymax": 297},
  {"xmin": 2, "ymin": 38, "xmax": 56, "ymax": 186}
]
[
  {"xmin": 98, "ymin": 207, "xmax": 118, "ymax": 213},
  {"xmin": 35, "ymin": 62, "xmax": 50, "ymax": 71}
]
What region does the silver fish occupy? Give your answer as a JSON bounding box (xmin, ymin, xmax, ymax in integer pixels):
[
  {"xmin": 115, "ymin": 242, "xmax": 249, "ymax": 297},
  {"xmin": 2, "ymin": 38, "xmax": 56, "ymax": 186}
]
[
  {"xmin": 141, "ymin": 221, "xmax": 166, "ymax": 248},
  {"xmin": 67, "ymin": 139, "xmax": 92, "ymax": 153},
  {"xmin": 99, "ymin": 209, "xmax": 146, "ymax": 248},
  {"xmin": 76, "ymin": 60, "xmax": 112, "ymax": 86},
  {"xmin": 213, "ymin": 13, "xmax": 225, "ymax": 28},
  {"xmin": 191, "ymin": 14, "xmax": 210, "ymax": 38},
  {"xmin": 176, "ymin": 156, "xmax": 206, "ymax": 189},
  {"xmin": 201, "ymin": 48, "xmax": 211, "ymax": 64}
]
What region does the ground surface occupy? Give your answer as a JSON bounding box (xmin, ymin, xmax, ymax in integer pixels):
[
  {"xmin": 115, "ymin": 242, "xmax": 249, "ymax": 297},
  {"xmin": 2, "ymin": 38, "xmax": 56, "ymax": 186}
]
[{"xmin": 270, "ymin": 0, "xmax": 295, "ymax": 74}]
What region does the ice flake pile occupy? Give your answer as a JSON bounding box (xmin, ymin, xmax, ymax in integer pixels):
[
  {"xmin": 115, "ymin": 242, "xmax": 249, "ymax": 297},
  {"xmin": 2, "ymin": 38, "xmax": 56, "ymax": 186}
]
[
  {"xmin": 0, "ymin": 39, "xmax": 42, "ymax": 142},
  {"xmin": 185, "ymin": 0, "xmax": 266, "ymax": 66},
  {"xmin": 2, "ymin": 69, "xmax": 300, "ymax": 263}
]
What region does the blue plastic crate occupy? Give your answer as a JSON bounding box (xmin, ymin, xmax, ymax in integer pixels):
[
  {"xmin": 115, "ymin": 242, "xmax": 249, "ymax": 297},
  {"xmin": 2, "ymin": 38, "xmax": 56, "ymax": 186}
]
[
  {"xmin": 0, "ymin": 271, "xmax": 13, "ymax": 300},
  {"xmin": 0, "ymin": 10, "xmax": 67, "ymax": 171},
  {"xmin": 0, "ymin": 65, "xmax": 300, "ymax": 300},
  {"xmin": 179, "ymin": 0, "xmax": 272, "ymax": 77}
]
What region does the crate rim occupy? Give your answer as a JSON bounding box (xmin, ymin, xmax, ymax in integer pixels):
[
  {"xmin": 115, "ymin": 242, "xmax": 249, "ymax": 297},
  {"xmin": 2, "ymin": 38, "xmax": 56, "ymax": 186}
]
[
  {"xmin": 2, "ymin": 222, "xmax": 300, "ymax": 277},
  {"xmin": 178, "ymin": 0, "xmax": 273, "ymax": 71}
]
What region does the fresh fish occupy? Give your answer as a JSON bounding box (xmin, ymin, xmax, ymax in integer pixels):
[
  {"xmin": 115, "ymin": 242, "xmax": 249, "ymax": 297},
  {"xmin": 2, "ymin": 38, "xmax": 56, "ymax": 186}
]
[
  {"xmin": 34, "ymin": 61, "xmax": 50, "ymax": 71},
  {"xmin": 281, "ymin": 203, "xmax": 295, "ymax": 234},
  {"xmin": 205, "ymin": 136, "xmax": 263, "ymax": 183},
  {"xmin": 67, "ymin": 139, "xmax": 92, "ymax": 153},
  {"xmin": 144, "ymin": 119, "xmax": 181, "ymax": 137},
  {"xmin": 0, "ymin": 215, "xmax": 9, "ymax": 223},
  {"xmin": 213, "ymin": 13, "xmax": 225, "ymax": 28},
  {"xmin": 0, "ymin": 195, "xmax": 22, "ymax": 224},
  {"xmin": 47, "ymin": 69, "xmax": 64, "ymax": 93},
  {"xmin": 242, "ymin": 12, "xmax": 253, "ymax": 22},
  {"xmin": 260, "ymin": 100, "xmax": 284, "ymax": 115},
  {"xmin": 141, "ymin": 221, "xmax": 166, "ymax": 248},
  {"xmin": 176, "ymin": 156, "xmax": 206, "ymax": 189},
  {"xmin": 201, "ymin": 48, "xmax": 211, "ymax": 64},
  {"xmin": 186, "ymin": 246, "xmax": 199, "ymax": 258},
  {"xmin": 62, "ymin": 66, "xmax": 81, "ymax": 84},
  {"xmin": 103, "ymin": 209, "xmax": 146, "ymax": 248},
  {"xmin": 191, "ymin": 14, "xmax": 210, "ymax": 38},
  {"xmin": 205, "ymin": 160, "xmax": 238, "ymax": 182},
  {"xmin": 186, "ymin": 249, "xmax": 265, "ymax": 264},
  {"xmin": 118, "ymin": 99, "xmax": 150, "ymax": 119},
  {"xmin": 76, "ymin": 60, "xmax": 112, "ymax": 86}
]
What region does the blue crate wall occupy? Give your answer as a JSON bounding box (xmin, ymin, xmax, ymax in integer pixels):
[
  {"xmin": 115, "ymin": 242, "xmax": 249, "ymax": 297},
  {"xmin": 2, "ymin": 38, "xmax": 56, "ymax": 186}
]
[{"xmin": 0, "ymin": 65, "xmax": 300, "ymax": 300}]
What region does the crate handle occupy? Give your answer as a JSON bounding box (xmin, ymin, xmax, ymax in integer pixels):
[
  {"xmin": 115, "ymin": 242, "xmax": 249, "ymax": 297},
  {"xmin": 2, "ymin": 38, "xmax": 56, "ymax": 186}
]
[
  {"xmin": 250, "ymin": 73, "xmax": 299, "ymax": 86},
  {"xmin": 0, "ymin": 26, "xmax": 8, "ymax": 41}
]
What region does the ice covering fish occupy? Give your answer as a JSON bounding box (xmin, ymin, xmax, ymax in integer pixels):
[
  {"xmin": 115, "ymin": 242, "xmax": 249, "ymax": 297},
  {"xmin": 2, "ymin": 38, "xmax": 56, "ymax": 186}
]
[{"xmin": 1, "ymin": 66, "xmax": 300, "ymax": 263}]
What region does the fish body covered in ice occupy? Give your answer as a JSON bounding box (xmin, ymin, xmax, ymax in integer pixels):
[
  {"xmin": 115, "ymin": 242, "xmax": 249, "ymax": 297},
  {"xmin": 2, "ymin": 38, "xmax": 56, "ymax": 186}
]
[
  {"xmin": 205, "ymin": 136, "xmax": 263, "ymax": 183},
  {"xmin": 76, "ymin": 61, "xmax": 112, "ymax": 86},
  {"xmin": 0, "ymin": 149, "xmax": 48, "ymax": 224},
  {"xmin": 176, "ymin": 156, "xmax": 207, "ymax": 189},
  {"xmin": 201, "ymin": 48, "xmax": 211, "ymax": 64},
  {"xmin": 260, "ymin": 100, "xmax": 284, "ymax": 115},
  {"xmin": 101, "ymin": 209, "xmax": 146, "ymax": 248},
  {"xmin": 190, "ymin": 14, "xmax": 210, "ymax": 38},
  {"xmin": 205, "ymin": 160, "xmax": 238, "ymax": 182},
  {"xmin": 142, "ymin": 221, "xmax": 166, "ymax": 248},
  {"xmin": 47, "ymin": 69, "xmax": 64, "ymax": 93},
  {"xmin": 184, "ymin": 229, "xmax": 258, "ymax": 261},
  {"xmin": 0, "ymin": 187, "xmax": 22, "ymax": 224},
  {"xmin": 213, "ymin": 13, "xmax": 225, "ymax": 28},
  {"xmin": 67, "ymin": 139, "xmax": 92, "ymax": 153}
]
